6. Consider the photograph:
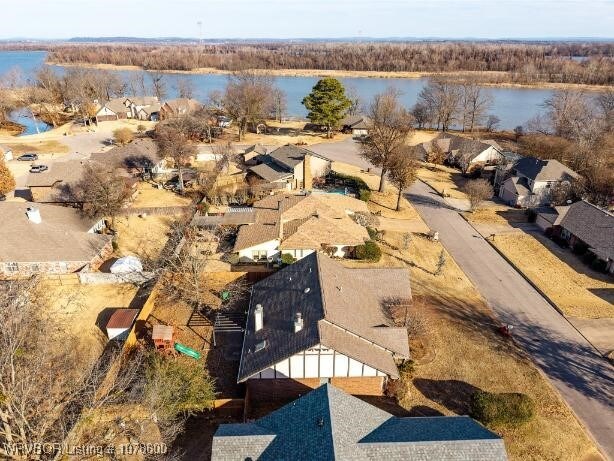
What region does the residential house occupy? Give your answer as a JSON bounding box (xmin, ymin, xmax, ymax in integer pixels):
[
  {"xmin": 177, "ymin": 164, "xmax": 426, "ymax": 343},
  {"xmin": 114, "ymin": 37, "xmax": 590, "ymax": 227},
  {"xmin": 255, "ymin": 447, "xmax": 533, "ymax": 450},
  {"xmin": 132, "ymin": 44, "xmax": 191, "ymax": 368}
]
[
  {"xmin": 0, "ymin": 202, "xmax": 112, "ymax": 278},
  {"xmin": 25, "ymin": 159, "xmax": 88, "ymax": 203},
  {"xmin": 341, "ymin": 115, "xmax": 370, "ymax": 137},
  {"xmin": 95, "ymin": 98, "xmax": 131, "ymax": 123},
  {"xmin": 542, "ymin": 200, "xmax": 614, "ymax": 273},
  {"xmin": 124, "ymin": 96, "xmax": 160, "ymax": 120},
  {"xmin": 212, "ymin": 384, "xmax": 508, "ymax": 461},
  {"xmin": 493, "ymin": 151, "xmax": 523, "ymax": 191},
  {"xmin": 246, "ymin": 144, "xmax": 331, "ymax": 191},
  {"xmin": 232, "ymin": 192, "xmax": 370, "ymax": 263},
  {"xmin": 90, "ymin": 138, "xmax": 170, "ymax": 177},
  {"xmin": 159, "ymin": 98, "xmax": 202, "ymax": 119},
  {"xmin": 419, "ymin": 133, "xmax": 504, "ymax": 173},
  {"xmin": 95, "ymin": 97, "xmax": 160, "ymax": 123},
  {"xmin": 498, "ymin": 157, "xmax": 579, "ymax": 207},
  {"xmin": 237, "ymin": 253, "xmax": 411, "ymax": 400},
  {"xmin": 242, "ymin": 144, "xmax": 267, "ymax": 166}
]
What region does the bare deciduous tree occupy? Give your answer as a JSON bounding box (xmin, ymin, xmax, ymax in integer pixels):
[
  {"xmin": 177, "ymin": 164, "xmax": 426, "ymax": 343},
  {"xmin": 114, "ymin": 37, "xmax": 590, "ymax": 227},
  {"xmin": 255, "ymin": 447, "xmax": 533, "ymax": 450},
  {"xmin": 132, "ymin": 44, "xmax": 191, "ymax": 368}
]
[
  {"xmin": 223, "ymin": 71, "xmax": 275, "ymax": 141},
  {"xmin": 148, "ymin": 72, "xmax": 167, "ymax": 100},
  {"xmin": 459, "ymin": 82, "xmax": 493, "ymax": 132},
  {"xmin": 155, "ymin": 124, "xmax": 198, "ymax": 192},
  {"xmin": 417, "ymin": 78, "xmax": 461, "ymax": 131},
  {"xmin": 70, "ymin": 163, "xmax": 131, "ymax": 229},
  {"xmin": 176, "ymin": 77, "xmax": 195, "ymax": 99},
  {"xmin": 387, "ymin": 147, "xmax": 420, "ymax": 211},
  {"xmin": 361, "ymin": 89, "xmax": 415, "ymax": 192},
  {"xmin": 461, "ymin": 178, "xmax": 494, "ymax": 211}
]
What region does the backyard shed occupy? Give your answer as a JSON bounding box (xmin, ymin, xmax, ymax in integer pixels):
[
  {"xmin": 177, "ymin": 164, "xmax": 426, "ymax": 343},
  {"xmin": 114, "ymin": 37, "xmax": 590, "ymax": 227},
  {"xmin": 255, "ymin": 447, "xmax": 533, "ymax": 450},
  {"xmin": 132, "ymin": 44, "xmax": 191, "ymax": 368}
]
[{"xmin": 106, "ymin": 308, "xmax": 140, "ymax": 340}]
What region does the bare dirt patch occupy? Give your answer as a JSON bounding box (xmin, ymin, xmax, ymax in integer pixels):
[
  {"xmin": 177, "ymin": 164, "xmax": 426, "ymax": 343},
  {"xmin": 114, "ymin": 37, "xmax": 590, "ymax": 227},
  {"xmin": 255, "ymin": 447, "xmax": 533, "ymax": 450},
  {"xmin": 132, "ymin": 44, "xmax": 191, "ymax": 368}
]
[{"xmin": 492, "ymin": 233, "xmax": 614, "ymax": 319}]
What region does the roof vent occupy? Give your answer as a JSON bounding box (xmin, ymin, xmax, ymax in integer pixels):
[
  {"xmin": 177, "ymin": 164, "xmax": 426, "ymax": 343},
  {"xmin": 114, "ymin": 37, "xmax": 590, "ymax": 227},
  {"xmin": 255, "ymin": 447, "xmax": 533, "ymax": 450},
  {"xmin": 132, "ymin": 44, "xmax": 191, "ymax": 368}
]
[
  {"xmin": 294, "ymin": 313, "xmax": 304, "ymax": 333},
  {"xmin": 255, "ymin": 340, "xmax": 267, "ymax": 352},
  {"xmin": 317, "ymin": 417, "xmax": 324, "ymax": 428},
  {"xmin": 26, "ymin": 207, "xmax": 42, "ymax": 224},
  {"xmin": 304, "ymin": 287, "xmax": 311, "ymax": 294},
  {"xmin": 254, "ymin": 304, "xmax": 263, "ymax": 332}
]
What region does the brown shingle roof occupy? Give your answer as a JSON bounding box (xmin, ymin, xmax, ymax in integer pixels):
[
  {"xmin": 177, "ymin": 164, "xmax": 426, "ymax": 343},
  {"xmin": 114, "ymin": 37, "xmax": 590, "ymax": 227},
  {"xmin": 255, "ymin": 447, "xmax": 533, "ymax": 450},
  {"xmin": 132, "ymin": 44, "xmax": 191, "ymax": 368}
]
[
  {"xmin": 233, "ymin": 223, "xmax": 280, "ymax": 251},
  {"xmin": 0, "ymin": 202, "xmax": 111, "ymax": 264},
  {"xmin": 90, "ymin": 138, "xmax": 159, "ymax": 170},
  {"xmin": 279, "ymin": 215, "xmax": 369, "ymax": 249},
  {"xmin": 237, "ymin": 253, "xmax": 411, "ymax": 381}
]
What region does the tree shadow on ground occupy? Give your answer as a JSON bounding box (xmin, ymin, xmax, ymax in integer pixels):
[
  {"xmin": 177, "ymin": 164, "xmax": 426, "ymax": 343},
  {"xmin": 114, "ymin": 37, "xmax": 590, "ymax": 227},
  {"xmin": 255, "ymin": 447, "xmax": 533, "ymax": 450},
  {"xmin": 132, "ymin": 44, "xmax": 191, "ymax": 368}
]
[
  {"xmin": 407, "ymin": 405, "xmax": 445, "ymax": 417},
  {"xmin": 413, "ymin": 378, "xmax": 481, "ymax": 415}
]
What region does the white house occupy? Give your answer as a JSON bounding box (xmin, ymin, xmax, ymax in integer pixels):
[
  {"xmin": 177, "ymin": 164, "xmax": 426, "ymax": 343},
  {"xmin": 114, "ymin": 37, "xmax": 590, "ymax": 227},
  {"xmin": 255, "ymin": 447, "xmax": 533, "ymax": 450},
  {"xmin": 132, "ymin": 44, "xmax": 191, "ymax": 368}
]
[
  {"xmin": 237, "ymin": 253, "xmax": 411, "ymax": 398},
  {"xmin": 499, "ymin": 158, "xmax": 579, "ymax": 207}
]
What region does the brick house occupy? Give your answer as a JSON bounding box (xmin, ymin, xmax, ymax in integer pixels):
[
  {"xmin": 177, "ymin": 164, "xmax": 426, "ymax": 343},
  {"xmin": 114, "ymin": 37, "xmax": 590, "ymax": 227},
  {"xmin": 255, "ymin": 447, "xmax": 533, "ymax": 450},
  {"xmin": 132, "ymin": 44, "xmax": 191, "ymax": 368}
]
[
  {"xmin": 231, "ymin": 192, "xmax": 370, "ymax": 263},
  {"xmin": 0, "ymin": 202, "xmax": 112, "ymax": 278},
  {"xmin": 159, "ymin": 98, "xmax": 202, "ymax": 119},
  {"xmin": 237, "ymin": 252, "xmax": 411, "ymax": 402},
  {"xmin": 212, "ymin": 384, "xmax": 508, "ymax": 460}
]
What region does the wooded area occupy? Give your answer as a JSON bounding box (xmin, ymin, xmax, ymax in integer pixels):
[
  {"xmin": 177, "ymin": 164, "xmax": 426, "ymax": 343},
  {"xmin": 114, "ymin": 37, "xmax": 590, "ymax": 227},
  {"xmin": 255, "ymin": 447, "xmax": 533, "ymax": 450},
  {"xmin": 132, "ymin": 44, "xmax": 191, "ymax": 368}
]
[{"xmin": 32, "ymin": 41, "xmax": 614, "ymax": 85}]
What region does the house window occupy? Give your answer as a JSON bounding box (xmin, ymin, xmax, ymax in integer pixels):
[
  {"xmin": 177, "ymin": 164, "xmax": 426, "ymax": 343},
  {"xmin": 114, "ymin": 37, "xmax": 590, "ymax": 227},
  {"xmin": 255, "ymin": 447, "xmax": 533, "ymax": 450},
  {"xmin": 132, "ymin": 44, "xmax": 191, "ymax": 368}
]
[
  {"xmin": 252, "ymin": 250, "xmax": 268, "ymax": 261},
  {"xmin": 6, "ymin": 262, "xmax": 18, "ymax": 272}
]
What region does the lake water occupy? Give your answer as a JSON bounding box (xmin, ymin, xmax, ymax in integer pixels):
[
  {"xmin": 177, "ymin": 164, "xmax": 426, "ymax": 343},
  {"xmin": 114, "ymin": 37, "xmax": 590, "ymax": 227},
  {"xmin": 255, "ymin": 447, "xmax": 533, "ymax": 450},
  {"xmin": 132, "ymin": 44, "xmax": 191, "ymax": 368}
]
[{"xmin": 1, "ymin": 50, "xmax": 562, "ymax": 130}]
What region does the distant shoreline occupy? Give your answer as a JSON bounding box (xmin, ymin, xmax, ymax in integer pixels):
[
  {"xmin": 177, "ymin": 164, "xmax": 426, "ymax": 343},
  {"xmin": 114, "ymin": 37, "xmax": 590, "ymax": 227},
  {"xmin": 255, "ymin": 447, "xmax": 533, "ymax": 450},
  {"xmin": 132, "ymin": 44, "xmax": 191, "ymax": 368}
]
[{"xmin": 46, "ymin": 61, "xmax": 612, "ymax": 91}]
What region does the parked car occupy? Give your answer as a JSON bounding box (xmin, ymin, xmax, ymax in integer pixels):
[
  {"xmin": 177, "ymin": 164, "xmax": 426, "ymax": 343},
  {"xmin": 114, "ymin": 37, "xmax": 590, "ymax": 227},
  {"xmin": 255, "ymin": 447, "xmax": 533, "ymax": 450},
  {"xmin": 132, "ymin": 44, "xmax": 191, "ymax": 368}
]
[
  {"xmin": 30, "ymin": 165, "xmax": 49, "ymax": 173},
  {"xmin": 18, "ymin": 153, "xmax": 38, "ymax": 161},
  {"xmin": 217, "ymin": 116, "xmax": 232, "ymax": 128}
]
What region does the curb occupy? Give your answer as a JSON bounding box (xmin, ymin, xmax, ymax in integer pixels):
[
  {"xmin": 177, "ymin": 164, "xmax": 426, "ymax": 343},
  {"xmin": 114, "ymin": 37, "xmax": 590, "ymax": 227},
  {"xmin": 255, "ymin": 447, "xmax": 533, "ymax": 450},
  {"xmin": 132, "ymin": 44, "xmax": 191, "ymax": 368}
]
[{"xmin": 458, "ymin": 212, "xmax": 607, "ymax": 357}]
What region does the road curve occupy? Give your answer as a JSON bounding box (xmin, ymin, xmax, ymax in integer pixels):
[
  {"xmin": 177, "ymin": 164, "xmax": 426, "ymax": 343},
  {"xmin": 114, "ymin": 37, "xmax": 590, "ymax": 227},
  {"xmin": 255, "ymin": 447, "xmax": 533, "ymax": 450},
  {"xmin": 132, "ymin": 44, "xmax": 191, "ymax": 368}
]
[{"xmin": 407, "ymin": 180, "xmax": 614, "ymax": 459}]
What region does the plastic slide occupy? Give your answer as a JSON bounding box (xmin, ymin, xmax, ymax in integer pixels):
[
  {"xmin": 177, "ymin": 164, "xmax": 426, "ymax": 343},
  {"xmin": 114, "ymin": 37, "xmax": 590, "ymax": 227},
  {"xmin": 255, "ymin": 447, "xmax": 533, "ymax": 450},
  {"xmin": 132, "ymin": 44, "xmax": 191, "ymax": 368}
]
[{"xmin": 174, "ymin": 342, "xmax": 201, "ymax": 360}]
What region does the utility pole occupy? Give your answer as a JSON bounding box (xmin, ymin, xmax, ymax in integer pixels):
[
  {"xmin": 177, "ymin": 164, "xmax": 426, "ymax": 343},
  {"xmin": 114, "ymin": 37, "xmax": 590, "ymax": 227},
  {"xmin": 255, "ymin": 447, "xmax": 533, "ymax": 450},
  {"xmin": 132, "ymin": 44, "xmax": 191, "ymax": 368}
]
[{"xmin": 197, "ymin": 21, "xmax": 203, "ymax": 45}]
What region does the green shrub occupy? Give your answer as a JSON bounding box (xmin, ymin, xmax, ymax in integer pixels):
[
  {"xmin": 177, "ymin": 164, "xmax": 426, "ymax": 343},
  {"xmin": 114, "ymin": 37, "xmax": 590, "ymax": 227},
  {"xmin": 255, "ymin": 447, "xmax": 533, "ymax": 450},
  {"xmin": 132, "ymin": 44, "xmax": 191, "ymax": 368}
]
[
  {"xmin": 111, "ymin": 240, "xmax": 119, "ymax": 251},
  {"xmin": 355, "ymin": 240, "xmax": 382, "ymax": 262},
  {"xmin": 366, "ymin": 227, "xmax": 379, "ymax": 240},
  {"xmin": 470, "ymin": 391, "xmax": 534, "ymax": 427},
  {"xmin": 281, "ymin": 253, "xmax": 297, "ymax": 265},
  {"xmin": 398, "ymin": 360, "xmax": 415, "ymax": 376},
  {"xmin": 359, "ymin": 188, "xmax": 372, "ymax": 202}
]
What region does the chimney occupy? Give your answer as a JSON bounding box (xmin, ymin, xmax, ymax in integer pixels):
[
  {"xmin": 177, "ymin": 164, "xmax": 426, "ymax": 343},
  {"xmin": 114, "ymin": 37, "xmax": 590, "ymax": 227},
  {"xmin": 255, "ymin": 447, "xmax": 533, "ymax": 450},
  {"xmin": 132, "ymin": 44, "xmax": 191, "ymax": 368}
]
[
  {"xmin": 294, "ymin": 312, "xmax": 304, "ymax": 333},
  {"xmin": 26, "ymin": 207, "xmax": 42, "ymax": 224},
  {"xmin": 303, "ymin": 154, "xmax": 313, "ymax": 191},
  {"xmin": 254, "ymin": 304, "xmax": 264, "ymax": 332}
]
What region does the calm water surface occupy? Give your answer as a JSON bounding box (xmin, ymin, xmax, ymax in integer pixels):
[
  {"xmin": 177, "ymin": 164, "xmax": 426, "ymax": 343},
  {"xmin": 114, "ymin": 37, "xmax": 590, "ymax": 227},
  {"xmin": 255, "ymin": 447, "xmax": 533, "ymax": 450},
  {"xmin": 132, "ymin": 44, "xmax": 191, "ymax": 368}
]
[{"xmin": 1, "ymin": 50, "xmax": 562, "ymax": 130}]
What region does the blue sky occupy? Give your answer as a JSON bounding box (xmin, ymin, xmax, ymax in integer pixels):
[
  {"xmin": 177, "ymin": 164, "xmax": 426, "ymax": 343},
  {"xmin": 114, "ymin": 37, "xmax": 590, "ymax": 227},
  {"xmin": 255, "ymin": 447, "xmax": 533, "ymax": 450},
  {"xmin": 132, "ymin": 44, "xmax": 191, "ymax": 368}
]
[{"xmin": 1, "ymin": 0, "xmax": 612, "ymax": 39}]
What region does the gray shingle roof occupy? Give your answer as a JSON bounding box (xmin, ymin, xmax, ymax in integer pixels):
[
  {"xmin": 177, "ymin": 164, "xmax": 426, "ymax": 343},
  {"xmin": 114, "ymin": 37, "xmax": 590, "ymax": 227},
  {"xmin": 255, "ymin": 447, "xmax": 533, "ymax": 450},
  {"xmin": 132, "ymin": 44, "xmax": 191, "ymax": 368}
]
[
  {"xmin": 513, "ymin": 158, "xmax": 579, "ymax": 182},
  {"xmin": 0, "ymin": 202, "xmax": 111, "ymax": 264},
  {"xmin": 248, "ymin": 161, "xmax": 294, "ymax": 182},
  {"xmin": 212, "ymin": 384, "xmax": 508, "ymax": 461},
  {"xmin": 558, "ymin": 200, "xmax": 614, "ymax": 261},
  {"xmin": 237, "ymin": 253, "xmax": 411, "ymax": 381},
  {"xmin": 269, "ymin": 144, "xmax": 330, "ymax": 169}
]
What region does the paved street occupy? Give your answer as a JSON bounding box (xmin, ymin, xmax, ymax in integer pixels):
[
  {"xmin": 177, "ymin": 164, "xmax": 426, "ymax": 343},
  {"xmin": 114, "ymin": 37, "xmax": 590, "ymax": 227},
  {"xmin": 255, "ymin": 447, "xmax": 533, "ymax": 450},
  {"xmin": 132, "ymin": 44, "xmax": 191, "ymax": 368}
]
[{"xmin": 407, "ymin": 180, "xmax": 614, "ymax": 459}]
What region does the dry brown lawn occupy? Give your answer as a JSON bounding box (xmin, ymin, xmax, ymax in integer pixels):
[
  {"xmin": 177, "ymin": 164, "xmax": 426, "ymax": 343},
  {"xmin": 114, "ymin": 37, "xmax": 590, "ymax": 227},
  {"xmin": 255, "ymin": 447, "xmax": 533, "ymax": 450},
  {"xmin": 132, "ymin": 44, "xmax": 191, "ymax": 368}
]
[
  {"xmin": 224, "ymin": 120, "xmax": 353, "ymax": 146},
  {"xmin": 492, "ymin": 233, "xmax": 614, "ymax": 319},
  {"xmin": 2, "ymin": 139, "xmax": 69, "ymax": 154},
  {"xmin": 341, "ymin": 229, "xmax": 601, "ymax": 460},
  {"xmin": 466, "ymin": 204, "xmax": 528, "ymax": 225},
  {"xmin": 368, "ymin": 189, "xmax": 421, "ymax": 220},
  {"xmin": 40, "ymin": 280, "xmax": 139, "ymax": 364},
  {"xmin": 417, "ymin": 165, "xmax": 469, "ymax": 199},
  {"xmin": 131, "ymin": 183, "xmax": 192, "ymax": 208},
  {"xmin": 114, "ymin": 215, "xmax": 176, "ymax": 260}
]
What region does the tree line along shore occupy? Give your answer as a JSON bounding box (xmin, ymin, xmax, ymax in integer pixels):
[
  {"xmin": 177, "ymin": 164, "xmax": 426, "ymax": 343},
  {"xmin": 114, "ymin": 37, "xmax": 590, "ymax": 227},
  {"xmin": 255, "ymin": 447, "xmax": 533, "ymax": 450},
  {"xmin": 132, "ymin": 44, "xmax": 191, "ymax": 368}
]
[{"xmin": 2, "ymin": 41, "xmax": 613, "ymax": 86}]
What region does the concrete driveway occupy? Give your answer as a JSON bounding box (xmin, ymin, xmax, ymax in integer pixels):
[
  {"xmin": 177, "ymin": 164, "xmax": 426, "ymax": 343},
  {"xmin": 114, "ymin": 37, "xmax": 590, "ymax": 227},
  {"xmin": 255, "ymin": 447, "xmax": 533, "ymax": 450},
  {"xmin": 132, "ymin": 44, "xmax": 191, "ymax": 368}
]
[{"xmin": 407, "ymin": 180, "xmax": 614, "ymax": 459}]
